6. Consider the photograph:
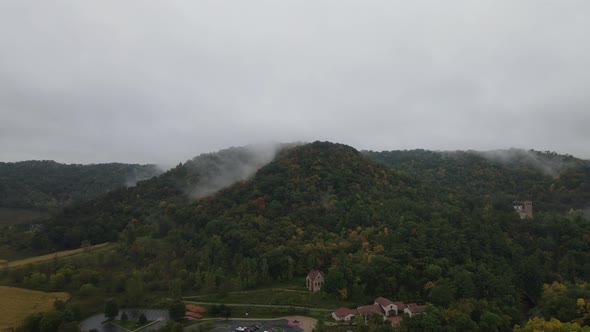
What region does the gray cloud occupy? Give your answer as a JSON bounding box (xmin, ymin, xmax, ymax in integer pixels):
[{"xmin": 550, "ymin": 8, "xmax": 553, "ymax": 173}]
[
  {"xmin": 478, "ymin": 149, "xmax": 571, "ymax": 177},
  {"xmin": 1, "ymin": 0, "xmax": 589, "ymax": 164},
  {"xmin": 188, "ymin": 143, "xmax": 284, "ymax": 199}
]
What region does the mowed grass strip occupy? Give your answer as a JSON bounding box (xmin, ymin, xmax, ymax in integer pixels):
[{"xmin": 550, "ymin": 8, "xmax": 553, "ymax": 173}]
[
  {"xmin": 0, "ymin": 286, "xmax": 70, "ymax": 330},
  {"xmin": 3, "ymin": 243, "xmax": 111, "ymax": 268},
  {"xmin": 190, "ymin": 288, "xmax": 352, "ymax": 309}
]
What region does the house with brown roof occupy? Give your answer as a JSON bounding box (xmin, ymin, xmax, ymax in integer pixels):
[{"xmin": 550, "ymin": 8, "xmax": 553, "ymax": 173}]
[
  {"xmin": 332, "ymin": 307, "xmax": 357, "ymax": 321},
  {"xmin": 332, "ymin": 297, "xmax": 425, "ymax": 326},
  {"xmin": 357, "ymin": 304, "xmax": 387, "ymax": 322},
  {"xmin": 403, "ymin": 304, "xmax": 427, "ymax": 317},
  {"xmin": 374, "ymin": 297, "xmax": 403, "ymax": 316},
  {"xmin": 306, "ymin": 270, "xmax": 325, "ymax": 292}
]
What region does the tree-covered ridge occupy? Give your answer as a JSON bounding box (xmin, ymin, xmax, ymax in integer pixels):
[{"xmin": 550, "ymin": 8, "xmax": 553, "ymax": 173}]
[
  {"xmin": 3, "ymin": 142, "xmax": 590, "ymax": 331},
  {"xmin": 16, "ymin": 145, "xmax": 283, "ymax": 250},
  {"xmin": 0, "ymin": 160, "xmax": 162, "ymax": 210},
  {"xmin": 364, "ymin": 148, "xmax": 590, "ymax": 214}
]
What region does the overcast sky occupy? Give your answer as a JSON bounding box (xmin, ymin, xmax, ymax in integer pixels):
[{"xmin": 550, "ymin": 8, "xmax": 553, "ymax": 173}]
[{"xmin": 1, "ymin": 1, "xmax": 589, "ymax": 164}]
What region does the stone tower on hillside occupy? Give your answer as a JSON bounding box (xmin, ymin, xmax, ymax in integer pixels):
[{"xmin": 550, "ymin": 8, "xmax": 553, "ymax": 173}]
[{"xmin": 513, "ymin": 200, "xmax": 533, "ymax": 219}]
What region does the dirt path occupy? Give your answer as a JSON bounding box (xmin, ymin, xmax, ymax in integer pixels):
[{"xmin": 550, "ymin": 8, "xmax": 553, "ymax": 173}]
[{"xmin": 4, "ymin": 243, "xmax": 111, "ymax": 268}]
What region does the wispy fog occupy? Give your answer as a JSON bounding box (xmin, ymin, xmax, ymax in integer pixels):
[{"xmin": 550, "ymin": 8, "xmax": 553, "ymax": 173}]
[
  {"xmin": 124, "ymin": 165, "xmax": 164, "ymax": 187},
  {"xmin": 478, "ymin": 149, "xmax": 573, "ymax": 177},
  {"xmin": 188, "ymin": 143, "xmax": 284, "ymax": 198}
]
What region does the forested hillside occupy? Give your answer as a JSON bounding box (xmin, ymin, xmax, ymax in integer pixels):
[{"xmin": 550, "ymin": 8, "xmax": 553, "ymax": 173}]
[
  {"xmin": 2, "ymin": 145, "xmax": 281, "ymax": 250},
  {"xmin": 2, "ymin": 142, "xmax": 590, "ymax": 331},
  {"xmin": 365, "ymin": 148, "xmax": 590, "ymax": 214},
  {"xmin": 0, "ymin": 161, "xmax": 162, "ymax": 210}
]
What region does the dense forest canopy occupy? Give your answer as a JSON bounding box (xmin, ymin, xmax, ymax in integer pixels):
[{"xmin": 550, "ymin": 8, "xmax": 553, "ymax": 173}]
[
  {"xmin": 364, "ymin": 148, "xmax": 590, "ymax": 214},
  {"xmin": 2, "ymin": 142, "xmax": 590, "ymax": 331},
  {"xmin": 0, "ymin": 160, "xmax": 162, "ymax": 210}
]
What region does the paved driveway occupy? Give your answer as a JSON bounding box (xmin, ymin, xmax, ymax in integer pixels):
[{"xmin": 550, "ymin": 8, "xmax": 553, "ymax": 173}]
[{"xmin": 212, "ymin": 319, "xmax": 303, "ymax": 332}]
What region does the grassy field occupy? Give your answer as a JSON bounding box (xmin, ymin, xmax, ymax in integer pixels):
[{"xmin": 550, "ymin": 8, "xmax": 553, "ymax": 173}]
[
  {"xmin": 187, "ymin": 288, "xmax": 353, "ymax": 309},
  {"xmin": 221, "ymin": 305, "xmax": 332, "ymax": 320},
  {"xmin": 2, "ymin": 242, "xmax": 111, "ymax": 268},
  {"xmin": 0, "ymin": 286, "xmax": 70, "ymax": 330},
  {"xmin": 0, "ymin": 207, "xmax": 49, "ymax": 226}
]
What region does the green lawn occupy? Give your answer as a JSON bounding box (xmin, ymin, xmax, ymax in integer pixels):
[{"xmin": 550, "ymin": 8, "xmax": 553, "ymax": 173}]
[
  {"xmin": 188, "ymin": 304, "xmax": 331, "ymax": 321},
  {"xmin": 111, "ymin": 319, "xmax": 154, "ymax": 331},
  {"xmin": 188, "ymin": 288, "xmax": 353, "ymax": 309},
  {"xmin": 184, "ymin": 320, "xmax": 219, "ymax": 332}
]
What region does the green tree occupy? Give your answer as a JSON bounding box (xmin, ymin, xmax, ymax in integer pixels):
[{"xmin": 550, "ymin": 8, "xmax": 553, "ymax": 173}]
[
  {"xmin": 39, "ymin": 310, "xmax": 64, "ymax": 332},
  {"xmin": 169, "ymin": 300, "xmax": 186, "ymax": 321},
  {"xmin": 220, "ymin": 304, "xmax": 232, "ymax": 318},
  {"xmin": 478, "ymin": 311, "xmax": 501, "ymax": 332},
  {"xmin": 429, "ymin": 283, "xmax": 455, "ymax": 307},
  {"xmin": 53, "ymin": 299, "xmax": 66, "ymax": 311},
  {"xmin": 58, "ymin": 321, "xmax": 81, "ymax": 332},
  {"xmin": 355, "ymin": 315, "xmax": 368, "ymax": 332},
  {"xmin": 78, "ymin": 283, "xmax": 96, "ymax": 297},
  {"xmin": 313, "ymin": 319, "xmax": 327, "ymax": 332},
  {"xmin": 50, "ymin": 273, "xmax": 66, "ymax": 291},
  {"xmin": 513, "ymin": 317, "xmax": 590, "ymax": 332},
  {"xmin": 16, "ymin": 312, "xmax": 43, "ymax": 332},
  {"xmin": 104, "ymin": 299, "xmax": 119, "ymax": 320}
]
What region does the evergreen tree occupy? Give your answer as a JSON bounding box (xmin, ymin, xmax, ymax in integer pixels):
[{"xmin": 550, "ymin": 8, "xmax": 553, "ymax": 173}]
[
  {"xmin": 104, "ymin": 299, "xmax": 119, "ymax": 320},
  {"xmin": 169, "ymin": 300, "xmax": 186, "ymax": 321}
]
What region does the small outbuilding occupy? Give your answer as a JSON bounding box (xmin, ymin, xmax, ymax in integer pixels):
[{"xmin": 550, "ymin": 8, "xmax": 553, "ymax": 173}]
[{"xmin": 306, "ymin": 270, "xmax": 325, "ymax": 292}]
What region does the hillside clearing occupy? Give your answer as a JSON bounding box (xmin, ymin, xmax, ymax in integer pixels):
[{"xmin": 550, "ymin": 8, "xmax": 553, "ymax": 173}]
[
  {"xmin": 0, "ymin": 286, "xmax": 70, "ymax": 330},
  {"xmin": 0, "ymin": 207, "xmax": 49, "ymax": 226},
  {"xmin": 3, "ymin": 242, "xmax": 111, "ymax": 268}
]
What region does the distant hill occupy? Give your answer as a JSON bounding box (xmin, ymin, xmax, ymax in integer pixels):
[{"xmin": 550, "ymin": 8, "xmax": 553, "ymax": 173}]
[{"xmin": 0, "ymin": 160, "xmax": 162, "ymax": 210}]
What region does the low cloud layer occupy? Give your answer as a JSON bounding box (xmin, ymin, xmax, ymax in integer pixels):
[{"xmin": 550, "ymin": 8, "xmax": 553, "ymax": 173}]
[
  {"xmin": 479, "ymin": 149, "xmax": 573, "ymax": 177},
  {"xmin": 187, "ymin": 143, "xmax": 283, "ymax": 198},
  {"xmin": 1, "ymin": 1, "xmax": 589, "ymax": 164}
]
